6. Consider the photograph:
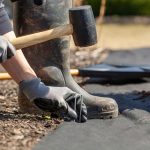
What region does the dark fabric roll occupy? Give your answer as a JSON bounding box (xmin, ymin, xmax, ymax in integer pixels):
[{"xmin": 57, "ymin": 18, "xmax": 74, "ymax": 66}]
[{"xmin": 0, "ymin": 7, "xmax": 13, "ymax": 35}]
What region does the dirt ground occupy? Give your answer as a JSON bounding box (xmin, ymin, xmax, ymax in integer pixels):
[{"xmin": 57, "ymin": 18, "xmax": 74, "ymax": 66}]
[
  {"xmin": 0, "ymin": 80, "xmax": 62, "ymax": 150},
  {"xmin": 1, "ymin": 20, "xmax": 150, "ymax": 150}
]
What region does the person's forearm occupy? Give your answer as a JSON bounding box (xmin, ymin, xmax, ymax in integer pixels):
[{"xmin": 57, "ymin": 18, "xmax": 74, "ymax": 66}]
[{"xmin": 2, "ymin": 31, "xmax": 37, "ymax": 84}]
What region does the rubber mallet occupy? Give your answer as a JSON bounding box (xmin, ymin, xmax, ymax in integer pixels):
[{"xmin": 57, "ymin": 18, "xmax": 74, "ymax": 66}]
[{"xmin": 10, "ymin": 5, "xmax": 97, "ymax": 50}]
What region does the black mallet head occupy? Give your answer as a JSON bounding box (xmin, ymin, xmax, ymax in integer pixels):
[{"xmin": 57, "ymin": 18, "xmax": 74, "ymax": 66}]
[{"xmin": 69, "ymin": 5, "xmax": 97, "ymax": 47}]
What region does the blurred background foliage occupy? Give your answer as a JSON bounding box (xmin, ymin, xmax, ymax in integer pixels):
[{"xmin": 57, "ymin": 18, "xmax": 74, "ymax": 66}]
[
  {"xmin": 4, "ymin": 0, "xmax": 150, "ymax": 17},
  {"xmin": 85, "ymin": 0, "xmax": 150, "ymax": 16}
]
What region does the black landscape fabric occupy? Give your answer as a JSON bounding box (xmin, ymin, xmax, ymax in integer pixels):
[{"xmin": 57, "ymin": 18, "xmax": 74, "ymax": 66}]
[{"xmin": 34, "ymin": 48, "xmax": 150, "ymax": 150}]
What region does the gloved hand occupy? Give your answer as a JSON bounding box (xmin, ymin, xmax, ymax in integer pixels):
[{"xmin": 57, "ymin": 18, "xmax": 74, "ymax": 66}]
[
  {"xmin": 19, "ymin": 78, "xmax": 87, "ymax": 122},
  {"xmin": 0, "ymin": 36, "xmax": 16, "ymax": 63},
  {"xmin": 64, "ymin": 93, "xmax": 87, "ymax": 123}
]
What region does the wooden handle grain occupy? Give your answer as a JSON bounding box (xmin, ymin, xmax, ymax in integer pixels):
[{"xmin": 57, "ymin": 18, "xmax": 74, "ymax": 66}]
[
  {"xmin": 70, "ymin": 69, "xmax": 80, "ymax": 76},
  {"xmin": 0, "ymin": 73, "xmax": 12, "ymax": 80},
  {"xmin": 10, "ymin": 24, "xmax": 73, "ymax": 50}
]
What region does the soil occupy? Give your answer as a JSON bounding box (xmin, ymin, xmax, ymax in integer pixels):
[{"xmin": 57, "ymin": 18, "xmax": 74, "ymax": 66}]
[{"xmin": 0, "ymin": 80, "xmax": 62, "ymax": 150}]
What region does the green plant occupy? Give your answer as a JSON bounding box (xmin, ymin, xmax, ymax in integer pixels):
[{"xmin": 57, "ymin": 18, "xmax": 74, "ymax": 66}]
[{"xmin": 86, "ymin": 0, "xmax": 150, "ymax": 16}]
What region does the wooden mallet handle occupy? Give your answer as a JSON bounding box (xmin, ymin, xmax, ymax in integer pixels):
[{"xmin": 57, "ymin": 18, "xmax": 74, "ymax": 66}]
[
  {"xmin": 10, "ymin": 6, "xmax": 97, "ymax": 49},
  {"xmin": 10, "ymin": 24, "xmax": 73, "ymax": 50},
  {"xmin": 0, "ymin": 69, "xmax": 80, "ymax": 80}
]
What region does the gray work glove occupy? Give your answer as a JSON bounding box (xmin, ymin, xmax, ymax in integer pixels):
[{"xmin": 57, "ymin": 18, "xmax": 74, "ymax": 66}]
[
  {"xmin": 64, "ymin": 93, "xmax": 87, "ymax": 123},
  {"xmin": 19, "ymin": 78, "xmax": 87, "ymax": 122},
  {"xmin": 0, "ymin": 36, "xmax": 16, "ymax": 63}
]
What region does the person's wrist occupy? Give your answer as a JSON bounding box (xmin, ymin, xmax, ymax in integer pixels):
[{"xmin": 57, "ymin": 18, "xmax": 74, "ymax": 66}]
[{"xmin": 19, "ymin": 78, "xmax": 48, "ymax": 101}]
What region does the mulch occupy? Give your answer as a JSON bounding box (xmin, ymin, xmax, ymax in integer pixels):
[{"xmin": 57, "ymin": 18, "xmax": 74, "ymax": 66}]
[{"xmin": 0, "ymin": 80, "xmax": 61, "ymax": 150}]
